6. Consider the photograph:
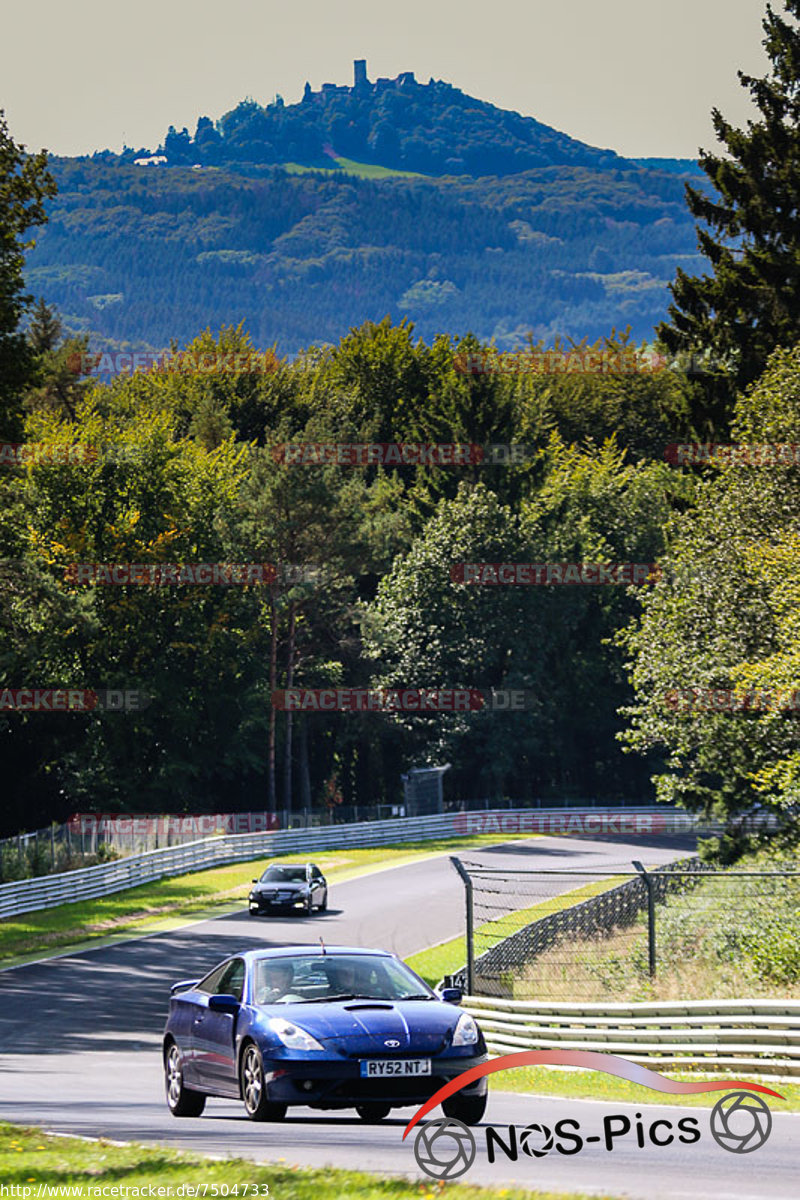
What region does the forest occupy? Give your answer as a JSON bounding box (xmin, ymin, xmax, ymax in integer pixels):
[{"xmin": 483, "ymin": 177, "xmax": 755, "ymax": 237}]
[
  {"xmin": 23, "ymin": 155, "xmax": 704, "ymax": 357},
  {"xmin": 2, "ymin": 4, "xmax": 800, "ymax": 851}
]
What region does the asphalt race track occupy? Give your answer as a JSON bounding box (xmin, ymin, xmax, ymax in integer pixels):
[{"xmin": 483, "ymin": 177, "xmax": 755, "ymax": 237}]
[{"xmin": 1, "ymin": 833, "xmax": 797, "ymax": 1198}]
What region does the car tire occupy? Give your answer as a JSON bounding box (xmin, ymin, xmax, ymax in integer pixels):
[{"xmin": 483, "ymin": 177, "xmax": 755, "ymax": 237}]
[
  {"xmin": 442, "ymin": 1093, "xmax": 487, "ymax": 1125},
  {"xmin": 356, "ymin": 1103, "xmax": 391, "ymax": 1122},
  {"xmin": 165, "ymin": 1042, "xmax": 206, "ymax": 1117},
  {"xmin": 318, "ymin": 891, "xmax": 328, "ymax": 911},
  {"xmin": 303, "ymin": 896, "xmax": 312, "ymax": 916},
  {"xmin": 240, "ymin": 1042, "xmax": 287, "ymax": 1122}
]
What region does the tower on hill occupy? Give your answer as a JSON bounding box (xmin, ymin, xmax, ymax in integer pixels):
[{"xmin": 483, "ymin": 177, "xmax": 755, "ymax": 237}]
[{"xmin": 354, "ymin": 59, "xmax": 368, "ymax": 89}]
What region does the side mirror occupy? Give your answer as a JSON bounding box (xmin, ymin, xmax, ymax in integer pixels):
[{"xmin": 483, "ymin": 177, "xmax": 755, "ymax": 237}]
[
  {"xmin": 252, "ymin": 879, "xmax": 259, "ymax": 883},
  {"xmin": 208, "ymin": 993, "xmax": 240, "ymax": 1013},
  {"xmin": 439, "ymin": 987, "xmax": 463, "ymax": 1005}
]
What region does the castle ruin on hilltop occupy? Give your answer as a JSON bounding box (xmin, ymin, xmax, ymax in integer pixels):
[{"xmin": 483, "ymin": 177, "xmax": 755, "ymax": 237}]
[{"xmin": 302, "ymin": 60, "xmax": 419, "ymax": 103}]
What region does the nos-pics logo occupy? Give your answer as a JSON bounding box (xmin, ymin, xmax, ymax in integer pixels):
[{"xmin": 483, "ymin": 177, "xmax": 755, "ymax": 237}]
[{"xmin": 404, "ymin": 1052, "xmax": 781, "ymax": 1182}]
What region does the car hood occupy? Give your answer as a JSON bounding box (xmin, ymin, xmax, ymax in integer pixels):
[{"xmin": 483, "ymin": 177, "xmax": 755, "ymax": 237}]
[{"xmin": 267, "ymin": 999, "xmax": 460, "ymax": 1055}]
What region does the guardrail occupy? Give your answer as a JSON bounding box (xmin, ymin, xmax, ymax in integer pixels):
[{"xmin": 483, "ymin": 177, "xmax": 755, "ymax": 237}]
[
  {"xmin": 463, "ymin": 996, "xmax": 800, "ymax": 1077},
  {"xmin": 0, "ymin": 806, "xmax": 699, "ymax": 921}
]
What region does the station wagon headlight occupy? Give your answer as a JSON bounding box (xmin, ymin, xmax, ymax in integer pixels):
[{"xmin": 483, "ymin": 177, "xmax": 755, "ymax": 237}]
[
  {"xmin": 452, "ymin": 1012, "xmax": 479, "ymax": 1046},
  {"xmin": 269, "ymin": 1018, "xmax": 324, "ymax": 1052}
]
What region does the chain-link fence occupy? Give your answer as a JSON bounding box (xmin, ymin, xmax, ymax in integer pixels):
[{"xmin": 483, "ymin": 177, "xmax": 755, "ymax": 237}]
[
  {"xmin": 0, "ymin": 813, "xmax": 273, "ymax": 881},
  {"xmin": 448, "ymin": 856, "xmax": 800, "ymax": 1002},
  {"xmin": 0, "ymin": 824, "xmax": 114, "ymax": 882}
]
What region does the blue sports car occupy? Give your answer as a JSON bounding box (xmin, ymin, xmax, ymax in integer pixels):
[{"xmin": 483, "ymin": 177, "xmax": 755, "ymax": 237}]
[{"xmin": 163, "ymin": 945, "xmax": 488, "ymax": 1124}]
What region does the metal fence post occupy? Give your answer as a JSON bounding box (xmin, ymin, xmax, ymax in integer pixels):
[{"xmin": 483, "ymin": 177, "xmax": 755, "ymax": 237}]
[
  {"xmin": 450, "ymin": 856, "xmax": 474, "ymax": 994},
  {"xmin": 633, "ymin": 860, "xmax": 656, "ymax": 978}
]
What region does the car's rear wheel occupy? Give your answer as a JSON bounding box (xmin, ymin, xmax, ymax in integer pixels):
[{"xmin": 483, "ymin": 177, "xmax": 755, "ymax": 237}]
[
  {"xmin": 356, "ymin": 1103, "xmax": 391, "ymax": 1122},
  {"xmin": 240, "ymin": 1043, "xmax": 287, "ymax": 1122},
  {"xmin": 165, "ymin": 1042, "xmax": 206, "ymax": 1117},
  {"xmin": 442, "ymin": 1093, "xmax": 487, "ymax": 1125},
  {"xmin": 318, "ymin": 891, "xmax": 328, "ymax": 911}
]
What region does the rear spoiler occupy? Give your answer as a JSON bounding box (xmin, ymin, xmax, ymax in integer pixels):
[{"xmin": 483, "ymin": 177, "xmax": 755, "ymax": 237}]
[{"xmin": 171, "ymin": 979, "xmax": 200, "ymax": 995}]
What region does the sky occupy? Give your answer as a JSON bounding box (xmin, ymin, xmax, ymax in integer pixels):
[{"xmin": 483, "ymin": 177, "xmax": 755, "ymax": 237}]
[{"xmin": 1, "ymin": 0, "xmax": 772, "ymax": 159}]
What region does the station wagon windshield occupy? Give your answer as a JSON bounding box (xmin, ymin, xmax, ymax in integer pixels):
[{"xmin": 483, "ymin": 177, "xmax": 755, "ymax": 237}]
[{"xmin": 260, "ymin": 866, "xmax": 307, "ymax": 882}]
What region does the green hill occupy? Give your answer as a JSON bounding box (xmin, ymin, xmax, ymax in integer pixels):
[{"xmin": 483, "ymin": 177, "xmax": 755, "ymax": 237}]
[
  {"xmin": 135, "ymin": 59, "xmax": 630, "ymax": 178},
  {"xmin": 24, "ymin": 63, "xmax": 707, "ymax": 355}
]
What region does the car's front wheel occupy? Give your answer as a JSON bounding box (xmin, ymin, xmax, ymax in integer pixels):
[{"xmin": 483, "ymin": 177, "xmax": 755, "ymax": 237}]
[
  {"xmin": 442, "ymin": 1093, "xmax": 487, "ymax": 1125},
  {"xmin": 165, "ymin": 1042, "xmax": 206, "ymax": 1117},
  {"xmin": 356, "ymin": 1103, "xmax": 391, "ymax": 1122},
  {"xmin": 240, "ymin": 1042, "xmax": 287, "ymax": 1122}
]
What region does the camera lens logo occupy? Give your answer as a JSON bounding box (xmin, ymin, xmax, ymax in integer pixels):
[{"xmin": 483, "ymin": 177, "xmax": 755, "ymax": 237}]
[
  {"xmin": 520, "ymin": 1122, "xmax": 554, "ymax": 1157},
  {"xmin": 710, "ymin": 1092, "xmax": 773, "ymax": 1154},
  {"xmin": 413, "ymin": 1117, "xmax": 476, "ymax": 1180}
]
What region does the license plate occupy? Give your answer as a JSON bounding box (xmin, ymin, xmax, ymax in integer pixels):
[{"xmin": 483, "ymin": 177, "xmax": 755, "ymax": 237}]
[{"xmin": 359, "ymin": 1059, "xmax": 431, "ymax": 1078}]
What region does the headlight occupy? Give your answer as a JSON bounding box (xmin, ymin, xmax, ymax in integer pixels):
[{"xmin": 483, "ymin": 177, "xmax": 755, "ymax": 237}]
[
  {"xmin": 268, "ymin": 1017, "xmax": 324, "ymax": 1052},
  {"xmin": 452, "ymin": 1012, "xmax": 479, "ymax": 1047}
]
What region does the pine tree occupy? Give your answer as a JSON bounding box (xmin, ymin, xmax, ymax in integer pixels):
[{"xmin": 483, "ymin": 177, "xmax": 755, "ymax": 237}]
[
  {"xmin": 659, "ymin": 1, "xmax": 800, "ymax": 386},
  {"xmin": 28, "ymin": 297, "xmax": 62, "ymax": 353}
]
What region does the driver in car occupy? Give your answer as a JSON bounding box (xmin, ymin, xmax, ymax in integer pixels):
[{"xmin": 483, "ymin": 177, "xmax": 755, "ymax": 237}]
[
  {"xmin": 328, "ymin": 960, "xmax": 369, "ymax": 997},
  {"xmin": 256, "ymin": 960, "xmax": 304, "ymax": 1004}
]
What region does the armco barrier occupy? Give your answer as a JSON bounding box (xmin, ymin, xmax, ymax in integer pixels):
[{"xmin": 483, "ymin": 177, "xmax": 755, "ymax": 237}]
[
  {"xmin": 0, "ymin": 806, "xmax": 700, "ymax": 921},
  {"xmin": 462, "ymin": 995, "xmax": 800, "ymax": 1077}
]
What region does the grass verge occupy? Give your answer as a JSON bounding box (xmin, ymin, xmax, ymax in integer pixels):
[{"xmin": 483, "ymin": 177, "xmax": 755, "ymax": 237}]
[
  {"xmin": 509, "ymin": 845, "xmax": 800, "ymax": 1002},
  {"xmin": 406, "ymin": 876, "xmax": 628, "ymax": 989},
  {"xmin": 490, "ymin": 1067, "xmax": 800, "ymax": 1111},
  {"xmin": 0, "ymin": 833, "xmax": 538, "ymax": 966},
  {"xmin": 0, "ymin": 1122, "xmax": 615, "ymax": 1199}
]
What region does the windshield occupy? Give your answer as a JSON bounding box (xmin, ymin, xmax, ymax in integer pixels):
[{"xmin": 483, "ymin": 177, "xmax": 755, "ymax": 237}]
[
  {"xmin": 260, "ymin": 865, "xmax": 307, "ymax": 883},
  {"xmin": 252, "ymin": 954, "xmax": 434, "ymax": 1005}
]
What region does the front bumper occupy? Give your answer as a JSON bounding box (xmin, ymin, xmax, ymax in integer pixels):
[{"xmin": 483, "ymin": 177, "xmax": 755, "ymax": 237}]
[
  {"xmin": 262, "ymin": 1052, "xmax": 488, "ymax": 1110},
  {"xmin": 249, "ymin": 893, "xmax": 308, "ymax": 914}
]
